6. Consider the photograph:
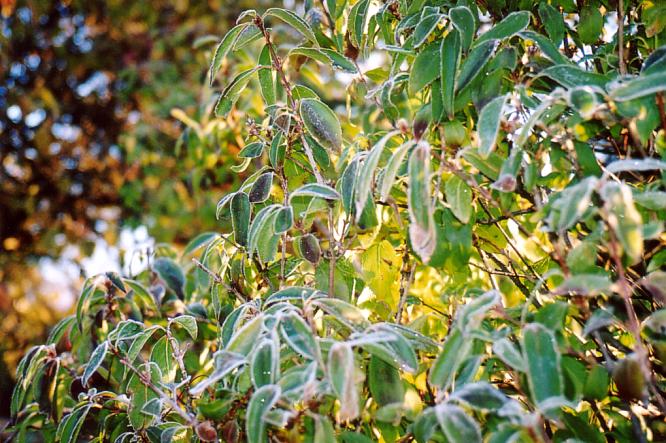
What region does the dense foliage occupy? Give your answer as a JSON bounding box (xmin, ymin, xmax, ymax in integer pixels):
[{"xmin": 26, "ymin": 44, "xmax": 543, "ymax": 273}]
[
  {"xmin": 7, "ymin": 0, "xmax": 666, "ymax": 441},
  {"xmin": 0, "ymin": 0, "xmax": 256, "ymax": 405}
]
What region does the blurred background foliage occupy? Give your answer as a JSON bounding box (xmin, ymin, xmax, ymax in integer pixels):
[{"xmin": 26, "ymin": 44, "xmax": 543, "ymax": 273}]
[{"xmin": 0, "ymin": 0, "xmax": 281, "ymax": 415}]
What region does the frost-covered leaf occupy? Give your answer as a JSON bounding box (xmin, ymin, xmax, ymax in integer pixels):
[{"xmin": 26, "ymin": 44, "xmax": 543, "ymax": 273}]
[
  {"xmin": 477, "ymin": 94, "xmax": 507, "ymax": 158},
  {"xmin": 300, "ymin": 99, "xmax": 342, "ymax": 152},
  {"xmin": 328, "ymin": 343, "xmax": 359, "ymax": 421},
  {"xmin": 408, "ymin": 141, "xmax": 436, "ymax": 263}
]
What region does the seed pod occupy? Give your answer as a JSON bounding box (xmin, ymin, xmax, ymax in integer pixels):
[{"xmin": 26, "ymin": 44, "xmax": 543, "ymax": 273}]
[
  {"xmin": 196, "ymin": 421, "xmax": 218, "ymax": 442},
  {"xmin": 612, "ymin": 356, "xmax": 646, "ymax": 402}
]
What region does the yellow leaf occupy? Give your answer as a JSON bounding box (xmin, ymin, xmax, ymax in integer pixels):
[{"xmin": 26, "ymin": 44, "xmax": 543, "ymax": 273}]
[{"xmin": 360, "ymin": 240, "xmax": 401, "ymax": 310}]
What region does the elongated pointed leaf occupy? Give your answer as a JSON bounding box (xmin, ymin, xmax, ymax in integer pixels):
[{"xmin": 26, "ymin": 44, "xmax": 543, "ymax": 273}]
[
  {"xmin": 258, "ymin": 45, "xmax": 276, "ymax": 106},
  {"xmin": 263, "ymin": 8, "xmax": 317, "ymax": 44},
  {"xmin": 456, "ymin": 39, "xmax": 496, "ymax": 93},
  {"xmin": 153, "ymin": 258, "xmax": 185, "ymax": 299},
  {"xmin": 445, "ymin": 175, "xmax": 473, "ymax": 224},
  {"xmin": 328, "ymin": 343, "xmax": 359, "ymax": 421},
  {"xmin": 492, "ymin": 337, "xmax": 525, "ymax": 371},
  {"xmin": 409, "ymin": 41, "xmax": 441, "ymax": 94},
  {"xmin": 408, "ymin": 141, "xmax": 436, "ymax": 263},
  {"xmin": 209, "ymin": 24, "xmax": 248, "ymax": 86},
  {"xmin": 280, "ymin": 312, "xmax": 319, "ymax": 359},
  {"xmin": 56, "ymin": 403, "xmax": 93, "ymax": 443},
  {"xmin": 429, "ymin": 329, "xmax": 472, "ymax": 390},
  {"xmin": 190, "ymin": 351, "xmax": 246, "ymax": 396},
  {"xmin": 290, "ymin": 183, "xmax": 341, "ymax": 201},
  {"xmin": 477, "ymin": 94, "xmax": 507, "ymax": 158},
  {"xmin": 475, "ymin": 11, "xmax": 530, "ymax": 47},
  {"xmin": 231, "ymin": 192, "xmax": 251, "ymax": 247},
  {"xmin": 83, "ymin": 341, "xmax": 108, "ymax": 386},
  {"xmin": 227, "ymin": 314, "xmax": 265, "ymax": 355},
  {"xmin": 435, "ymin": 404, "xmax": 482, "ymax": 443},
  {"xmin": 355, "ymin": 130, "xmax": 401, "ymax": 217},
  {"xmin": 413, "ymin": 14, "xmax": 444, "ymax": 48},
  {"xmin": 440, "ymin": 30, "xmax": 461, "ymax": 119},
  {"xmin": 246, "ymin": 384, "xmax": 282, "ymax": 443},
  {"xmin": 251, "ymin": 339, "xmax": 279, "ymax": 388},
  {"xmin": 522, "ymin": 323, "xmax": 563, "ymax": 409},
  {"xmin": 170, "ymin": 315, "xmax": 198, "ymax": 340},
  {"xmin": 449, "ymin": 6, "xmax": 475, "ymax": 51},
  {"xmin": 379, "ymin": 141, "xmax": 414, "ymax": 202},
  {"xmin": 215, "ymin": 67, "xmax": 261, "ymax": 117}
]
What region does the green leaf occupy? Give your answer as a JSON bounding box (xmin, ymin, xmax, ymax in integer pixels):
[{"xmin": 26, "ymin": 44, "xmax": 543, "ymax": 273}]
[
  {"xmin": 435, "ymin": 404, "xmax": 482, "ymax": 443},
  {"xmin": 265, "ymin": 286, "xmax": 324, "ymax": 305},
  {"xmin": 289, "ymin": 46, "xmax": 334, "ymax": 65},
  {"xmin": 263, "ymin": 8, "xmax": 318, "ymax": 45},
  {"xmin": 151, "ymin": 336, "xmax": 176, "ymax": 383},
  {"xmin": 379, "ymin": 141, "xmax": 414, "ymax": 202},
  {"xmin": 251, "ymin": 339, "xmax": 279, "ymax": 388},
  {"xmin": 290, "ymin": 183, "xmax": 341, "ymax": 201},
  {"xmin": 295, "ymin": 234, "xmax": 321, "ymax": 264},
  {"xmin": 440, "ymin": 30, "xmax": 461, "ymax": 119},
  {"xmin": 246, "ymin": 384, "xmax": 281, "ymax": 443},
  {"xmin": 239, "ymin": 141, "xmax": 265, "ymax": 159},
  {"xmin": 320, "ymin": 49, "xmax": 358, "ymax": 73},
  {"xmin": 408, "ymin": 141, "xmax": 436, "ymax": 263},
  {"xmin": 368, "ymin": 355, "xmax": 404, "ymax": 406},
  {"xmin": 600, "ymin": 182, "xmax": 643, "ymax": 265},
  {"xmin": 409, "ymin": 41, "xmax": 441, "ymax": 94},
  {"xmin": 248, "ymin": 205, "xmax": 281, "ymax": 262},
  {"xmin": 445, "ymin": 175, "xmax": 473, "ymax": 224},
  {"xmin": 540, "ymin": 65, "xmax": 608, "ymax": 88},
  {"xmin": 328, "ymin": 343, "xmax": 359, "ymax": 421},
  {"xmin": 312, "ymin": 298, "xmax": 370, "ymax": 330},
  {"xmin": 273, "ymin": 205, "xmax": 293, "ymax": 233},
  {"xmin": 56, "ymin": 402, "xmax": 93, "ymax": 443},
  {"xmin": 258, "ymin": 45, "xmax": 276, "ymax": 106},
  {"xmin": 363, "ymin": 324, "xmax": 418, "ymax": 373},
  {"xmin": 477, "ymin": 94, "xmax": 507, "ymax": 158},
  {"xmin": 209, "ymin": 24, "xmax": 247, "ymax": 86},
  {"xmin": 314, "ymin": 415, "xmax": 336, "ymax": 443},
  {"xmin": 153, "ymin": 257, "xmax": 185, "ymax": 299},
  {"xmin": 611, "ymin": 71, "xmax": 666, "ymax": 102},
  {"xmin": 47, "ymin": 315, "xmax": 76, "ymax": 345},
  {"xmin": 451, "ymin": 382, "xmax": 508, "ymax": 411},
  {"xmin": 214, "ymin": 67, "xmax": 260, "ymax": 117},
  {"xmin": 355, "ymin": 130, "xmax": 401, "ymax": 216},
  {"xmin": 429, "ymin": 328, "xmax": 472, "ymax": 390},
  {"xmin": 518, "ymin": 31, "xmax": 570, "ymax": 65},
  {"xmin": 413, "ymin": 14, "xmax": 444, "ymax": 48},
  {"xmin": 492, "ymin": 337, "xmax": 526, "ymax": 371},
  {"xmin": 299, "ymin": 99, "xmax": 342, "ymax": 152},
  {"xmin": 348, "ymin": 0, "xmax": 370, "ymax": 48},
  {"xmin": 577, "ymin": 5, "xmax": 603, "ymax": 44},
  {"xmin": 475, "ymin": 11, "xmax": 530, "ymax": 47},
  {"xmin": 190, "ymin": 350, "xmax": 246, "ymax": 396},
  {"xmin": 227, "ymin": 314, "xmax": 265, "ymax": 355},
  {"xmin": 170, "ymin": 315, "xmax": 198, "ymax": 340},
  {"xmin": 249, "ymin": 172, "xmax": 274, "ymax": 203},
  {"xmin": 522, "ymin": 323, "xmax": 564, "ymax": 410},
  {"xmin": 128, "ymin": 362, "xmax": 161, "ymax": 429},
  {"xmin": 548, "ymin": 177, "xmax": 597, "ymax": 232},
  {"xmin": 82, "ymin": 341, "xmax": 108, "ymax": 387},
  {"xmin": 280, "ymin": 312, "xmax": 319, "ymax": 359},
  {"xmin": 182, "ymin": 232, "xmax": 218, "ymax": 257},
  {"xmin": 231, "ymin": 192, "xmax": 251, "ymax": 247},
  {"xmin": 449, "ymin": 6, "xmax": 476, "ymax": 51},
  {"xmin": 605, "ymin": 157, "xmax": 666, "ymax": 173},
  {"xmin": 538, "ymin": 2, "xmax": 565, "ymax": 45},
  {"xmin": 456, "ymin": 39, "xmax": 496, "ymax": 93}
]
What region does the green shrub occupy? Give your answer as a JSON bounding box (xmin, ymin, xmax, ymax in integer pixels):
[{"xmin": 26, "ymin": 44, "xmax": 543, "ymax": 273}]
[{"xmin": 7, "ymin": 1, "xmax": 666, "ymax": 442}]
